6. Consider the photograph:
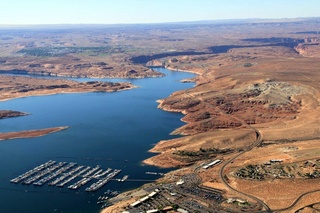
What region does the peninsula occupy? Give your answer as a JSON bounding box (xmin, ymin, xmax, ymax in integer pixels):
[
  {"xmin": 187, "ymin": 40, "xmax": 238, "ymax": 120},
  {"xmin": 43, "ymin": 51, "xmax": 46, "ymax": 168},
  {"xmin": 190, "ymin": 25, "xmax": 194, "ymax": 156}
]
[
  {"xmin": 0, "ymin": 74, "xmax": 135, "ymax": 102},
  {"xmin": 0, "ymin": 126, "xmax": 69, "ymax": 141}
]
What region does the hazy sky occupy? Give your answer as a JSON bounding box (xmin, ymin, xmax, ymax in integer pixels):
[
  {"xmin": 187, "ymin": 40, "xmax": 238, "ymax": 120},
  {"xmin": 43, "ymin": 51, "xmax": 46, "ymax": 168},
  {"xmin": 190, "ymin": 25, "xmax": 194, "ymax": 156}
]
[{"xmin": 1, "ymin": 0, "xmax": 320, "ymax": 25}]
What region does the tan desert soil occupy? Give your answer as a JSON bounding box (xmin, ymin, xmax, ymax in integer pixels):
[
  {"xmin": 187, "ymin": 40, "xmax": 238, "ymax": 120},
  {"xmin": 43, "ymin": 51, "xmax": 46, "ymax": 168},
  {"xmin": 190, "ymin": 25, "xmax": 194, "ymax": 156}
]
[
  {"xmin": 0, "ymin": 75, "xmax": 135, "ymax": 102},
  {"xmin": 0, "ymin": 55, "xmax": 164, "ymax": 78},
  {"xmin": 1, "ymin": 21, "xmax": 319, "ymax": 212},
  {"xmin": 0, "ymin": 126, "xmax": 68, "ymax": 141},
  {"xmin": 232, "ymin": 178, "xmax": 319, "ymax": 210},
  {"xmin": 144, "ymin": 129, "xmax": 256, "ymax": 168},
  {"xmin": 140, "ymin": 46, "xmax": 320, "ymax": 212}
]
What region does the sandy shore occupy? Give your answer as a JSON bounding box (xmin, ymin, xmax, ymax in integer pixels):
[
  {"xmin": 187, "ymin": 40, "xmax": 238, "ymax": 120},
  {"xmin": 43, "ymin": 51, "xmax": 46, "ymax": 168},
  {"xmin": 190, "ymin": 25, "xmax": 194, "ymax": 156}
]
[
  {"xmin": 0, "ymin": 126, "xmax": 69, "ymax": 141},
  {"xmin": 0, "ymin": 75, "xmax": 137, "ymax": 103},
  {"xmin": 0, "ymin": 85, "xmax": 137, "ymax": 103},
  {"xmin": 164, "ymin": 65, "xmax": 203, "ymax": 75}
]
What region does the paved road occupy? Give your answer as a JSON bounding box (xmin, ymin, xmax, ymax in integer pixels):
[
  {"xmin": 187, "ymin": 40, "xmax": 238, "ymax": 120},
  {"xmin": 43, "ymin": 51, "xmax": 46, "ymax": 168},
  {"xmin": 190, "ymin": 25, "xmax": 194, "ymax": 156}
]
[
  {"xmin": 183, "ymin": 84, "xmax": 272, "ymax": 212},
  {"xmin": 218, "ymin": 129, "xmax": 272, "ymax": 213},
  {"xmin": 182, "ymin": 69, "xmax": 320, "ymax": 212}
]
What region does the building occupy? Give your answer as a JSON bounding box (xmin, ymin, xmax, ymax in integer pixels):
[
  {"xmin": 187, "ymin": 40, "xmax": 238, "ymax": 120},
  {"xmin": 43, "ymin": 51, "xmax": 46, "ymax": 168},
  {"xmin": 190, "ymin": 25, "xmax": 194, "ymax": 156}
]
[{"xmin": 202, "ymin": 159, "xmax": 221, "ymax": 169}]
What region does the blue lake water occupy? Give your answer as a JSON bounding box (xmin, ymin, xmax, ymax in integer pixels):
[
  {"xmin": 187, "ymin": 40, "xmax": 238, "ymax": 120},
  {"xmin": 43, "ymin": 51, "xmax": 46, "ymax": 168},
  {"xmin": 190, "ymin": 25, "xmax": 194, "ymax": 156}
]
[{"xmin": 0, "ymin": 68, "xmax": 195, "ymax": 213}]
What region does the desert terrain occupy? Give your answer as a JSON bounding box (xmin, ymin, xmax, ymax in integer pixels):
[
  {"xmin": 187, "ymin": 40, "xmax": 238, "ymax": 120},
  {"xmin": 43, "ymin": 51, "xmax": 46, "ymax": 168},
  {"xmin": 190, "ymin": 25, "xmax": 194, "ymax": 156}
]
[
  {"xmin": 0, "ymin": 18, "xmax": 319, "ymax": 212},
  {"xmin": 110, "ymin": 19, "xmax": 320, "ymax": 212}
]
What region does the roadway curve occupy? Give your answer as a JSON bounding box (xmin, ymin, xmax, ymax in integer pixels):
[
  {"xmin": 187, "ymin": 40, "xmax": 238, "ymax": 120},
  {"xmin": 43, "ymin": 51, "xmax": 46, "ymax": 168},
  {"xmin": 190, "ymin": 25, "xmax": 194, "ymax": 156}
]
[
  {"xmin": 273, "ymin": 189, "xmax": 320, "ymax": 212},
  {"xmin": 175, "ymin": 66, "xmax": 319, "ymax": 212},
  {"xmin": 182, "ymin": 78, "xmax": 272, "ymax": 212},
  {"xmin": 218, "ymin": 129, "xmax": 272, "ymax": 213}
]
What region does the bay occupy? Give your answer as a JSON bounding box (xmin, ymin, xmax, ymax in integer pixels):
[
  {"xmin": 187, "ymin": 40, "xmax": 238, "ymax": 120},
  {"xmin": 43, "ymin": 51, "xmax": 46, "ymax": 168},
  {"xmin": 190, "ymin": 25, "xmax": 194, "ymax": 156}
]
[{"xmin": 0, "ymin": 67, "xmax": 195, "ymax": 213}]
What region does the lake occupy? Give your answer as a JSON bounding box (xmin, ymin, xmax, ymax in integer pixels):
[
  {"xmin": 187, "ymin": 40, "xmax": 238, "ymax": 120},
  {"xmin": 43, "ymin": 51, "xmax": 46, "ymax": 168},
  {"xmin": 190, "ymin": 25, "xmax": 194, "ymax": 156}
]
[{"xmin": 0, "ymin": 67, "xmax": 195, "ymax": 213}]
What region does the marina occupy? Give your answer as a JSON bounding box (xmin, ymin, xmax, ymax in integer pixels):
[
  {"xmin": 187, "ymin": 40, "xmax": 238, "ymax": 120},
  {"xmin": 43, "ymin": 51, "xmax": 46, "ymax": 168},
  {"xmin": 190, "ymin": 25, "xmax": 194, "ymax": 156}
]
[
  {"xmin": 10, "ymin": 160, "xmax": 123, "ymax": 192},
  {"xmin": 0, "ymin": 67, "xmax": 195, "ymax": 213}
]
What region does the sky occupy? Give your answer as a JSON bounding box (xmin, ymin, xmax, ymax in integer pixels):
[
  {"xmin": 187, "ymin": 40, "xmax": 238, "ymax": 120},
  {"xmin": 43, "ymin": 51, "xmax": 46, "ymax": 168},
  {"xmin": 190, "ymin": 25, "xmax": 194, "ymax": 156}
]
[{"xmin": 1, "ymin": 0, "xmax": 320, "ymax": 25}]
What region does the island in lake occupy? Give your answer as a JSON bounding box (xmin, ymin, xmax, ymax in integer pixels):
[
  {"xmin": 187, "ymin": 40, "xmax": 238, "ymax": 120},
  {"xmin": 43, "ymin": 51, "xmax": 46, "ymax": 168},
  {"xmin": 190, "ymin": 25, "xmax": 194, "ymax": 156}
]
[
  {"xmin": 0, "ymin": 109, "xmax": 68, "ymax": 140},
  {"xmin": 0, "ymin": 18, "xmax": 319, "ymax": 213}
]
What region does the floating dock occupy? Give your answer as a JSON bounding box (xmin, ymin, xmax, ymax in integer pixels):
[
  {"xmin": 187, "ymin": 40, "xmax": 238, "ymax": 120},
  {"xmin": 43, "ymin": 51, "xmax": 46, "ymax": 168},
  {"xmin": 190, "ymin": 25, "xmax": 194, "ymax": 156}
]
[
  {"xmin": 10, "ymin": 160, "xmax": 56, "ymax": 184},
  {"xmin": 56, "ymin": 166, "xmax": 91, "ymax": 187},
  {"xmin": 49, "ymin": 165, "xmax": 84, "ymax": 186},
  {"xmin": 10, "ymin": 160, "xmax": 123, "ymax": 192},
  {"xmin": 85, "ymin": 169, "xmax": 121, "ymax": 192},
  {"xmin": 120, "ymin": 175, "xmax": 129, "ymax": 182}
]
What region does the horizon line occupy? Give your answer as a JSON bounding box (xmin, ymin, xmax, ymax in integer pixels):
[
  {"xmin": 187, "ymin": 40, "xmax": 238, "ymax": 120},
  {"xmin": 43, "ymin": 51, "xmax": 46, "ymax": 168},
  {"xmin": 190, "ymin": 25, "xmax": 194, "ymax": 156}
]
[{"xmin": 0, "ymin": 16, "xmax": 319, "ymax": 28}]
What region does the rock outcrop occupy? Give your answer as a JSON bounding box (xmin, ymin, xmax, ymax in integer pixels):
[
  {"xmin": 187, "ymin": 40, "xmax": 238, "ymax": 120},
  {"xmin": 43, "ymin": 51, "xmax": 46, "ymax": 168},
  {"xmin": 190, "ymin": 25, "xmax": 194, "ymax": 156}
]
[
  {"xmin": 295, "ymin": 42, "xmax": 320, "ymax": 57},
  {"xmin": 0, "ymin": 110, "xmax": 28, "ymax": 119}
]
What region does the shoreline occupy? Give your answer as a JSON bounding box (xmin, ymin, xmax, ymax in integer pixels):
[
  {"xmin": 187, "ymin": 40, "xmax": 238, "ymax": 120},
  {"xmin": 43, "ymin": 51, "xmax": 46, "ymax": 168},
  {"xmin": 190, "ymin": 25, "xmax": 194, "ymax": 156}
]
[
  {"xmin": 0, "ymin": 85, "xmax": 138, "ymax": 103},
  {"xmin": 149, "ymin": 65, "xmax": 201, "ymax": 75},
  {"xmin": 164, "ymin": 65, "xmax": 203, "ymax": 75},
  {"xmin": 0, "ymin": 126, "xmax": 69, "ymax": 141},
  {"xmin": 0, "ymin": 110, "xmax": 29, "ymax": 119},
  {"xmin": 0, "ymin": 73, "xmax": 138, "ymax": 103},
  {"xmin": 101, "ymin": 66, "xmax": 200, "ymax": 212},
  {"xmin": 0, "ymin": 76, "xmax": 136, "ymax": 142},
  {"xmin": 0, "ymin": 67, "xmax": 165, "ymax": 79}
]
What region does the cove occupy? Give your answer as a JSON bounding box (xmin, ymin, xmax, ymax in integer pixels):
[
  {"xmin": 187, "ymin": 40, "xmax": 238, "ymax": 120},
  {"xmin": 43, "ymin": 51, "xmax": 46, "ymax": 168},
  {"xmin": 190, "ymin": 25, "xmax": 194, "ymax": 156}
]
[{"xmin": 0, "ymin": 67, "xmax": 195, "ymax": 213}]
